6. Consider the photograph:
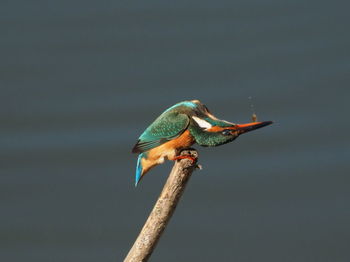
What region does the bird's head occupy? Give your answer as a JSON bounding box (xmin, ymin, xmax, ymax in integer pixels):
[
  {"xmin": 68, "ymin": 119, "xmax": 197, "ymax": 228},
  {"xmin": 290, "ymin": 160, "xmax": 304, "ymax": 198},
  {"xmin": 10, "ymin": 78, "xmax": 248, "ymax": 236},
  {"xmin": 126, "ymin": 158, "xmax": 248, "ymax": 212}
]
[
  {"xmin": 187, "ymin": 101, "xmax": 273, "ymax": 146},
  {"xmin": 170, "ymin": 100, "xmax": 272, "ymax": 146},
  {"xmin": 215, "ymin": 121, "xmax": 273, "ymax": 138},
  {"xmin": 204, "ymin": 120, "xmax": 273, "ymax": 139},
  {"xmin": 190, "ymin": 116, "xmax": 273, "ymax": 147},
  {"xmin": 190, "ymin": 100, "xmax": 272, "ymax": 137}
]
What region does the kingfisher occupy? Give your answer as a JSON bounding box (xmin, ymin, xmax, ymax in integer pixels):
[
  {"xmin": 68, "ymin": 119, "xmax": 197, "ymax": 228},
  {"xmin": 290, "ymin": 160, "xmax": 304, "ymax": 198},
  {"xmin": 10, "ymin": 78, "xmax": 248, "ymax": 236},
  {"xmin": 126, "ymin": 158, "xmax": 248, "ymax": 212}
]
[{"xmin": 132, "ymin": 100, "xmax": 272, "ymax": 186}]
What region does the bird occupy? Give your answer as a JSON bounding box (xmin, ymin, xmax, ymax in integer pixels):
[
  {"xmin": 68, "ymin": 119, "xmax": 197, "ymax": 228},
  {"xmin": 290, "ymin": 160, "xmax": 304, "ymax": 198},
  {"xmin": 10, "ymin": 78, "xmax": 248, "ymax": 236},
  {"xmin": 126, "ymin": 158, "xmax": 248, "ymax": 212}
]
[{"xmin": 132, "ymin": 100, "xmax": 272, "ymax": 186}]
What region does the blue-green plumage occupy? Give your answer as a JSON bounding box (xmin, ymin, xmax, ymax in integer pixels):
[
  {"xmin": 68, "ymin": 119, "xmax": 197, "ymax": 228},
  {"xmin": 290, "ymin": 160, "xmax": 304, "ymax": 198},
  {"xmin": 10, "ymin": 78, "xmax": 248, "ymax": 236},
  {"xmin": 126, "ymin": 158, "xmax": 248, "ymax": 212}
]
[
  {"xmin": 135, "ymin": 153, "xmax": 145, "ymax": 186},
  {"xmin": 135, "ymin": 112, "xmax": 190, "ymax": 153}
]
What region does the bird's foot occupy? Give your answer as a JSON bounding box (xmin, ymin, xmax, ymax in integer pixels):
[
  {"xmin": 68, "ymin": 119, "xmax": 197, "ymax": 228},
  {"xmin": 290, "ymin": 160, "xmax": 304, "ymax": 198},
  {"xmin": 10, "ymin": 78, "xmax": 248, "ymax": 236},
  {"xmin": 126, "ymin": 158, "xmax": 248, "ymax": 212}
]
[
  {"xmin": 173, "ymin": 155, "xmax": 198, "ymax": 163},
  {"xmin": 174, "ymin": 148, "xmax": 202, "ymax": 170}
]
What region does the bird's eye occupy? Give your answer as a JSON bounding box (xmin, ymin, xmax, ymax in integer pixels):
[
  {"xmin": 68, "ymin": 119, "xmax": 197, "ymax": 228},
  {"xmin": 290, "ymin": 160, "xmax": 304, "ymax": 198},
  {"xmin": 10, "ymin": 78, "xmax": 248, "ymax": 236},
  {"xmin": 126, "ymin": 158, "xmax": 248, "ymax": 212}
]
[{"xmin": 222, "ymin": 130, "xmax": 231, "ymax": 136}]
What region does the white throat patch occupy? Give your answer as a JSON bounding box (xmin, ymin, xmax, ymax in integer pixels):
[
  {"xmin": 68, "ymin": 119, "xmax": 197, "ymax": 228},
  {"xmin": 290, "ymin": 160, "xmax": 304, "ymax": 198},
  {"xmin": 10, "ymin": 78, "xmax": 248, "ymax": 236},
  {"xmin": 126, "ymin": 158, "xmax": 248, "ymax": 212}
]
[{"xmin": 192, "ymin": 116, "xmax": 212, "ymax": 129}]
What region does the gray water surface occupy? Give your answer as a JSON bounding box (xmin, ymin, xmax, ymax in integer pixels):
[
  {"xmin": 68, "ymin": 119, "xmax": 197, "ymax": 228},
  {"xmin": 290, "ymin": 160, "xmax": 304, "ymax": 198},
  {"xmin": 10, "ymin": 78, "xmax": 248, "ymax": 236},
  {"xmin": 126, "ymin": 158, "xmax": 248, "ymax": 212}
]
[{"xmin": 1, "ymin": 1, "xmax": 350, "ymax": 261}]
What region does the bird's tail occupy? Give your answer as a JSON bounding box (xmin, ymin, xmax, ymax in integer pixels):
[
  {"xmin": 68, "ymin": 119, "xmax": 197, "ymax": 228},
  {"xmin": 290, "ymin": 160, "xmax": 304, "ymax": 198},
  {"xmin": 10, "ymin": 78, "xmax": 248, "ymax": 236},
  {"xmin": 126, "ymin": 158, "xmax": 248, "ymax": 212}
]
[{"xmin": 135, "ymin": 153, "xmax": 145, "ymax": 187}]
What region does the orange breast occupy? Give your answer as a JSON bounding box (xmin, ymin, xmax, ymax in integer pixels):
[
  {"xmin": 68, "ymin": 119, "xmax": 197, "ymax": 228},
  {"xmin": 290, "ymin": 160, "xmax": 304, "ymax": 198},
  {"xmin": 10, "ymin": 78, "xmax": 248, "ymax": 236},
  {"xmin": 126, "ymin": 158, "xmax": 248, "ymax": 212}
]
[
  {"xmin": 163, "ymin": 129, "xmax": 195, "ymax": 151},
  {"xmin": 140, "ymin": 130, "xmax": 195, "ymax": 176},
  {"xmin": 147, "ymin": 130, "xmax": 194, "ymax": 162}
]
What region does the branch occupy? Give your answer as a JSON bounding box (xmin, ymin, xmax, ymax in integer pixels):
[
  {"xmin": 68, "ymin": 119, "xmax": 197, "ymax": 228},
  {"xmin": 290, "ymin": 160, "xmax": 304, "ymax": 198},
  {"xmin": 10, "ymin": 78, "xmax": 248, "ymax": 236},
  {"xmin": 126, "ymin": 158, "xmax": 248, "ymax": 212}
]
[{"xmin": 124, "ymin": 149, "xmax": 199, "ymax": 262}]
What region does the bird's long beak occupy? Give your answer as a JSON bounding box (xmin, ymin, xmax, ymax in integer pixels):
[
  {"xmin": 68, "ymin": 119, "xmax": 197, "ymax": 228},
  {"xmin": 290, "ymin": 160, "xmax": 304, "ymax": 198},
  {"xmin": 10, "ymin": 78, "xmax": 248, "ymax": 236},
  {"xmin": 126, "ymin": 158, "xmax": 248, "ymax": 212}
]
[{"xmin": 234, "ymin": 121, "xmax": 273, "ymax": 134}]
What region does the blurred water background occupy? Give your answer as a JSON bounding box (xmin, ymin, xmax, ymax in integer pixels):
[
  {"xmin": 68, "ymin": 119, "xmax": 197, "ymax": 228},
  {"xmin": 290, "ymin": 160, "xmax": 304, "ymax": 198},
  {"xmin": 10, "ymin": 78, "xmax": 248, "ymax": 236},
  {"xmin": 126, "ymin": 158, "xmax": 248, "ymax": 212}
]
[{"xmin": 1, "ymin": 0, "xmax": 350, "ymax": 261}]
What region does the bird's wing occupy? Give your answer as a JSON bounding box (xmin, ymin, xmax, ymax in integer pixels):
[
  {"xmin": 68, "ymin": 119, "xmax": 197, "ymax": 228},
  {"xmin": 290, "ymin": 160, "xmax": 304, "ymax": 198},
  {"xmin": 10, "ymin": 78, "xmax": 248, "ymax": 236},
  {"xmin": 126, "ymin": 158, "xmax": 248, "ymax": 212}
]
[{"xmin": 132, "ymin": 112, "xmax": 190, "ymax": 153}]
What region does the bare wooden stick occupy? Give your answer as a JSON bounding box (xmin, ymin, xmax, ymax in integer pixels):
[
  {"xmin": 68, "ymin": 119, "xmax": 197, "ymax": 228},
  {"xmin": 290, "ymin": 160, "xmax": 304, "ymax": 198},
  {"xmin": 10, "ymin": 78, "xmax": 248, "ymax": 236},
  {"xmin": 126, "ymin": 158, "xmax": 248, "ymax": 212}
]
[{"xmin": 124, "ymin": 149, "xmax": 199, "ymax": 262}]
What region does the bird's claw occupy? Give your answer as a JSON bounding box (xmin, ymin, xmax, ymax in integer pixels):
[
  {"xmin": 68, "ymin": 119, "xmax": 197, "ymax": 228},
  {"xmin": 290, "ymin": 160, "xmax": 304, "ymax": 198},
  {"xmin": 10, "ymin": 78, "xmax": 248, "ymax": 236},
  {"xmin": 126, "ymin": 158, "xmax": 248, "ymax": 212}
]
[{"xmin": 173, "ymin": 155, "xmax": 198, "ymax": 163}]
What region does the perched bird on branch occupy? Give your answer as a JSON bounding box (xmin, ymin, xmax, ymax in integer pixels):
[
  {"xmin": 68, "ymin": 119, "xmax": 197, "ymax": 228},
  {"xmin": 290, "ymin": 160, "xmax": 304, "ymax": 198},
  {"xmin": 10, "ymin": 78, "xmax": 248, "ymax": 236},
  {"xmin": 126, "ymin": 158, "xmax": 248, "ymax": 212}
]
[{"xmin": 132, "ymin": 100, "xmax": 272, "ymax": 186}]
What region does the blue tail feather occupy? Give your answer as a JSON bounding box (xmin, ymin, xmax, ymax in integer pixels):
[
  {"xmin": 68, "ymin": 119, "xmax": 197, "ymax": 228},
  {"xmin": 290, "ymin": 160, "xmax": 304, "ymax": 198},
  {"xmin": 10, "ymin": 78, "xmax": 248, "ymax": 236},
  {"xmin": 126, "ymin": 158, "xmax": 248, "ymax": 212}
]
[{"xmin": 135, "ymin": 153, "xmax": 144, "ymax": 187}]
